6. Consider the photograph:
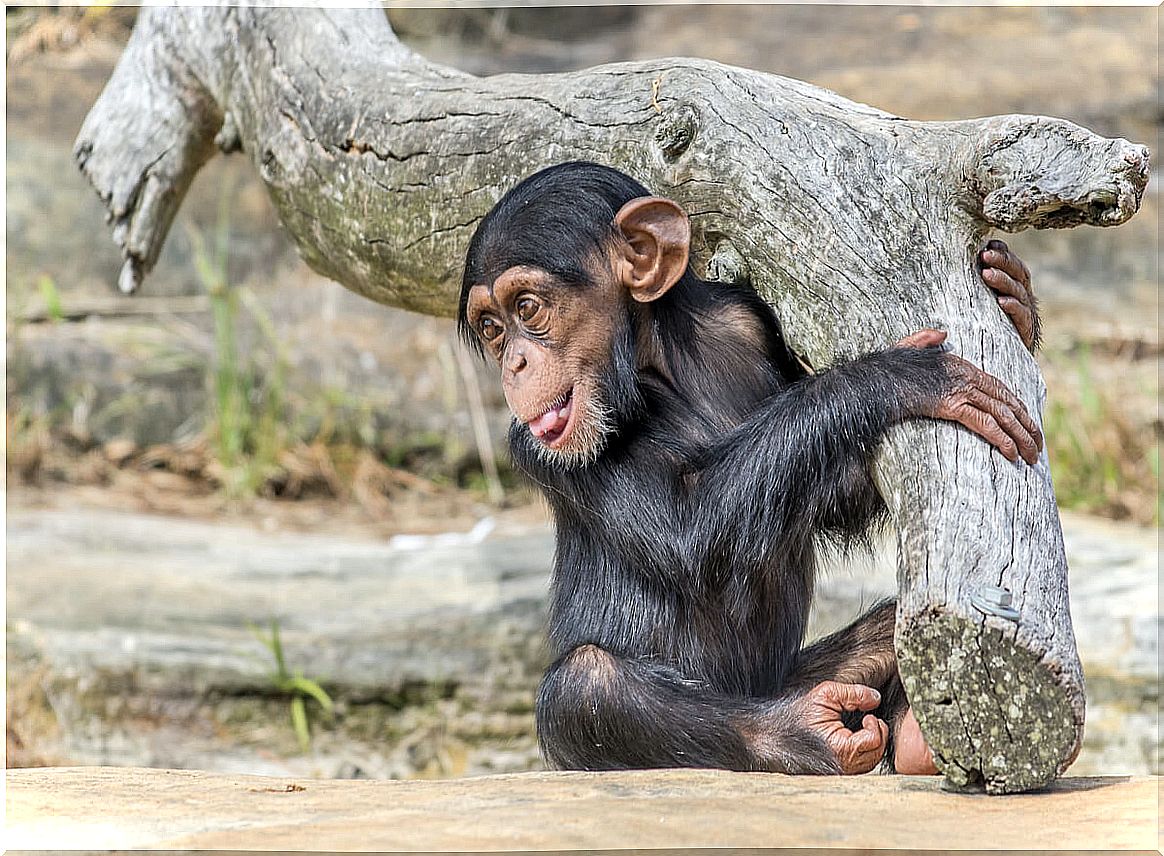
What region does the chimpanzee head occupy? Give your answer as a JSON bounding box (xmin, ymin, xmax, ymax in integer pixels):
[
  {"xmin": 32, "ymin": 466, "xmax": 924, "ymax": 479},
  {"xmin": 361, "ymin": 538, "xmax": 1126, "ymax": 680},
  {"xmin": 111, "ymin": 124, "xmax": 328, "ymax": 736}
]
[{"xmin": 458, "ymin": 162, "xmax": 691, "ymax": 467}]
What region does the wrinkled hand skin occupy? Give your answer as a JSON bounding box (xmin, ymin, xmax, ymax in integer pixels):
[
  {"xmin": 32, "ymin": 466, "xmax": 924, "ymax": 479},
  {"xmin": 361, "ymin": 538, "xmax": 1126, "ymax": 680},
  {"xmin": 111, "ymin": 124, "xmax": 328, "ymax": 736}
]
[
  {"xmin": 979, "ymin": 239, "xmax": 1041, "ymax": 353},
  {"xmin": 798, "ymin": 681, "xmax": 889, "ymax": 774},
  {"xmin": 895, "ymin": 329, "xmax": 1044, "ymax": 465}
]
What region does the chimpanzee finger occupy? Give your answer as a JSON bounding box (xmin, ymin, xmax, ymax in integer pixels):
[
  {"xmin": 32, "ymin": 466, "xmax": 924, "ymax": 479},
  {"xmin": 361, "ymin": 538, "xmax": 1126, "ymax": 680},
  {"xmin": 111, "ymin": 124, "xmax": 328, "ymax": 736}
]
[
  {"xmin": 953, "ymin": 404, "xmax": 1019, "ymax": 463},
  {"xmin": 982, "ymin": 266, "xmax": 1029, "ymax": 304},
  {"xmin": 853, "ymin": 716, "xmax": 890, "ymax": 771},
  {"xmin": 863, "ymin": 714, "xmax": 889, "ymax": 751},
  {"xmin": 997, "ymin": 295, "xmax": 1033, "ymax": 331},
  {"xmin": 833, "ymin": 716, "xmax": 888, "ymax": 774},
  {"xmin": 895, "ymin": 329, "xmax": 947, "ymax": 350},
  {"xmin": 845, "ymin": 717, "xmax": 883, "ymax": 749},
  {"xmin": 981, "ymin": 240, "xmax": 1031, "ymax": 287},
  {"xmin": 967, "ymin": 367, "xmax": 1044, "ymax": 453},
  {"xmin": 962, "ymin": 388, "xmax": 1040, "ymax": 465},
  {"xmin": 814, "ymin": 681, "xmax": 881, "ymax": 713},
  {"xmin": 996, "ymin": 296, "xmax": 1039, "ymax": 353}
]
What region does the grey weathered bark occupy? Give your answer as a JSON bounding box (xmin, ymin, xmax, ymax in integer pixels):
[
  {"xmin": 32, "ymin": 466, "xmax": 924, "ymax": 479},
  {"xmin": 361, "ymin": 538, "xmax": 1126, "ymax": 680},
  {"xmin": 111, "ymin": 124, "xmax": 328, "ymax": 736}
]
[{"xmin": 75, "ymin": 6, "xmax": 1149, "ymax": 793}]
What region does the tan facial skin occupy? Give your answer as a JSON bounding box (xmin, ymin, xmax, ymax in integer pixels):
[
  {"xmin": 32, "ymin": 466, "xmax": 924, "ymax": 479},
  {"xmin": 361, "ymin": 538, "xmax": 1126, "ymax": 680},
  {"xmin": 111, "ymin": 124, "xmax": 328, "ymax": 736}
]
[
  {"xmin": 462, "ymin": 197, "xmax": 690, "ymax": 464},
  {"xmin": 465, "ymin": 193, "xmax": 1041, "ymax": 776}
]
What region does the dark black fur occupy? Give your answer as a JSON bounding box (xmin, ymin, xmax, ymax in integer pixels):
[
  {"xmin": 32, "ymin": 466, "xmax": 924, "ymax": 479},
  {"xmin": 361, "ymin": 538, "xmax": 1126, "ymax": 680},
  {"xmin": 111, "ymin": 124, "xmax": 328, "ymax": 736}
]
[{"xmin": 460, "ymin": 162, "xmax": 948, "ymax": 774}]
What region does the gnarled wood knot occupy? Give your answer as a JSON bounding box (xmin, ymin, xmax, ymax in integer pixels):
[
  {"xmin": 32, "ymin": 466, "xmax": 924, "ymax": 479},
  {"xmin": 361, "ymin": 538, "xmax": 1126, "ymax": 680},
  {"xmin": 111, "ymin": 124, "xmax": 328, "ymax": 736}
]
[
  {"xmin": 655, "ymin": 104, "xmax": 699, "ymax": 159},
  {"xmin": 706, "ymin": 240, "xmax": 749, "ymax": 286}
]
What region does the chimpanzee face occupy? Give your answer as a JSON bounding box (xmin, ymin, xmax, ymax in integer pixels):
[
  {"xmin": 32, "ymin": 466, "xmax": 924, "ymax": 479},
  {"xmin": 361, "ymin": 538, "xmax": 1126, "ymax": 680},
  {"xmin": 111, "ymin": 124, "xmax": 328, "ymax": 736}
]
[
  {"xmin": 460, "ymin": 189, "xmax": 691, "ymax": 467},
  {"xmin": 463, "ymin": 260, "xmax": 626, "ymax": 466}
]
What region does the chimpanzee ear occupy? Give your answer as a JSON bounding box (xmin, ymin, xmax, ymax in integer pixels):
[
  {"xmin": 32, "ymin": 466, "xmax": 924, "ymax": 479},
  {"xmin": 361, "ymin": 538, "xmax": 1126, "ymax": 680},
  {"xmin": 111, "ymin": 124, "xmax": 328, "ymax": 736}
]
[{"xmin": 613, "ymin": 196, "xmax": 691, "ymax": 303}]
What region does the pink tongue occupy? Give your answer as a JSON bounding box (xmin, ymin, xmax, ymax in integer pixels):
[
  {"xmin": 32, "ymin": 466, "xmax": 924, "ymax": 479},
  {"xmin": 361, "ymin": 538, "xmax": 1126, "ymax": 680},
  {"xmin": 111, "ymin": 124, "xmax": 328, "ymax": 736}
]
[{"xmin": 528, "ymin": 398, "xmax": 572, "ymax": 439}]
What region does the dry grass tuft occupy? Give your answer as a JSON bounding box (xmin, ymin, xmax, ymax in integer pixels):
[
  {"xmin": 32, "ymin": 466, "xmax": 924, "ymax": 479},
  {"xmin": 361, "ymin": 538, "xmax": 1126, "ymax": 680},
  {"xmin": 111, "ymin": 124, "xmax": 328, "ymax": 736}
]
[
  {"xmin": 352, "ymin": 449, "xmax": 439, "ymax": 520},
  {"xmin": 6, "ymin": 664, "xmax": 62, "ymax": 769},
  {"xmin": 1042, "ymin": 346, "xmax": 1160, "ymax": 526}
]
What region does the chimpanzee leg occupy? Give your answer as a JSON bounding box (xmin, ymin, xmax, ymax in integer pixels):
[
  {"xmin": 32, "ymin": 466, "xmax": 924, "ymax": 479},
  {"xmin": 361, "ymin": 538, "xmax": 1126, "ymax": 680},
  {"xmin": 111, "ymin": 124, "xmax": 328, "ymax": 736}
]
[
  {"xmin": 536, "ymin": 643, "xmax": 841, "ymax": 774},
  {"xmin": 787, "ymin": 599, "xmax": 898, "ymax": 690},
  {"xmin": 784, "ymin": 599, "xmax": 911, "ymax": 771}
]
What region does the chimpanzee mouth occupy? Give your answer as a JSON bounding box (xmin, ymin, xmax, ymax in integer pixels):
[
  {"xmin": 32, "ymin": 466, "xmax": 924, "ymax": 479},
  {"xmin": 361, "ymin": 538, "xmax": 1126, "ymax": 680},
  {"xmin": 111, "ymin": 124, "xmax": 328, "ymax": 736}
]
[{"xmin": 527, "ymin": 388, "xmax": 576, "ymax": 448}]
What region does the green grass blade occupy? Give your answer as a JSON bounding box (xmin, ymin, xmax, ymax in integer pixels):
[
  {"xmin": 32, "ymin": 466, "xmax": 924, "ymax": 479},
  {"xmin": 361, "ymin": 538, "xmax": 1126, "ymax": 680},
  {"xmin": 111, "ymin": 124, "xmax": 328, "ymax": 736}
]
[
  {"xmin": 290, "ymin": 696, "xmax": 310, "ymax": 753},
  {"xmin": 269, "ymin": 619, "xmax": 288, "ymax": 678},
  {"xmin": 288, "ymin": 675, "xmax": 334, "ymax": 713},
  {"xmin": 36, "ymin": 275, "xmax": 63, "ymax": 323}
]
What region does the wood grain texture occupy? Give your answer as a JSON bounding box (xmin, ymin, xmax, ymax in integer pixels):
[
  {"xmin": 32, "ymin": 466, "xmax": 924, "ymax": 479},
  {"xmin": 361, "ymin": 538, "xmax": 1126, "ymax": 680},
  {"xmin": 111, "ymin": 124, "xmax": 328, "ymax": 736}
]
[
  {"xmin": 74, "ymin": 6, "xmax": 1150, "ymax": 792},
  {"xmin": 8, "ymin": 767, "xmax": 1160, "ymax": 850}
]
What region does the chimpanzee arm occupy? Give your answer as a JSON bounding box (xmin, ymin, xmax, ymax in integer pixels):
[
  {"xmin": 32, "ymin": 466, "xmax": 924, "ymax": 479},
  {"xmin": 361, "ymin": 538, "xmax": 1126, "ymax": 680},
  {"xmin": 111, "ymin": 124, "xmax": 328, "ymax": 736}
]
[
  {"xmin": 688, "ymin": 345, "xmax": 937, "ymax": 549},
  {"xmin": 537, "ymin": 643, "xmax": 889, "ymax": 775},
  {"xmin": 688, "ymin": 340, "xmax": 1041, "ymax": 553}
]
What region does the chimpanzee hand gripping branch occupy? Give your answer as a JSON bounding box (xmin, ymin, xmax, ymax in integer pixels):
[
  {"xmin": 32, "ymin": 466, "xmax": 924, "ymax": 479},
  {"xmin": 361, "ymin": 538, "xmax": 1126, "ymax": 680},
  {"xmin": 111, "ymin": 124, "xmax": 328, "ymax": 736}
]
[{"xmin": 458, "ymin": 162, "xmax": 1043, "ymax": 777}]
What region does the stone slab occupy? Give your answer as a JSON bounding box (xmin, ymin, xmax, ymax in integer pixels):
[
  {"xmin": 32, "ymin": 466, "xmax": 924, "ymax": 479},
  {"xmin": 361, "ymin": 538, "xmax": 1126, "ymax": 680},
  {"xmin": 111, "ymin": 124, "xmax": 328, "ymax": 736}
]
[
  {"xmin": 6, "ymin": 508, "xmax": 555, "ymax": 697},
  {"xmin": 7, "ymin": 505, "xmax": 1159, "ymax": 777},
  {"xmin": 9, "ymin": 507, "xmax": 1155, "ymax": 697},
  {"xmin": 6, "ymin": 767, "xmax": 1160, "ymax": 851}
]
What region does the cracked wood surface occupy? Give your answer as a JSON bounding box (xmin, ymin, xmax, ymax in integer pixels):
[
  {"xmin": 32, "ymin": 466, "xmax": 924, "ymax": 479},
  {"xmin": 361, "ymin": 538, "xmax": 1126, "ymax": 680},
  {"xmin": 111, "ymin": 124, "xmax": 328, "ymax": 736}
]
[{"xmin": 74, "ymin": 6, "xmax": 1150, "ymax": 793}]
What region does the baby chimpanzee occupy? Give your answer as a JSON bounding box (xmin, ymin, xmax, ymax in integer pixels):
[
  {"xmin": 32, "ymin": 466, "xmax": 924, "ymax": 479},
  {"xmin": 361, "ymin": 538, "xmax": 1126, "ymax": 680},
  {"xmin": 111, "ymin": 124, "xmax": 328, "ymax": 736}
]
[{"xmin": 459, "ymin": 161, "xmax": 1041, "ymax": 775}]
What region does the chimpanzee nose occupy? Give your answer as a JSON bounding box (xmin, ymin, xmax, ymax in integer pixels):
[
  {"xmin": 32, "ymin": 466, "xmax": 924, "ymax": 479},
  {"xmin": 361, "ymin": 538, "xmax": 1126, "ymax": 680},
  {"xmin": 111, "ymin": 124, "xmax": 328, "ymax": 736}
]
[{"xmin": 506, "ymin": 348, "xmax": 528, "ymax": 374}]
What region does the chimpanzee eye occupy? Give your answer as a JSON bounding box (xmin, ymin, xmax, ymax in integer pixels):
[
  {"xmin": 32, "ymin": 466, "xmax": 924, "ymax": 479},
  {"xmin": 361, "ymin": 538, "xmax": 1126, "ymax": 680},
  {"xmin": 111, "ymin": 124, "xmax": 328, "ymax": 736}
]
[
  {"xmin": 516, "ymin": 296, "xmax": 541, "ymax": 323},
  {"xmin": 479, "ymin": 316, "xmax": 503, "ymax": 342}
]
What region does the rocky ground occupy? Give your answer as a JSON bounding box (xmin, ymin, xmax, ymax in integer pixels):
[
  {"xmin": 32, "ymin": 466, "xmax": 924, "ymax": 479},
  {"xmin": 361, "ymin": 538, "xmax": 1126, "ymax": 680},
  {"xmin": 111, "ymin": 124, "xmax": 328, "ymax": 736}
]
[
  {"xmin": 6, "ymin": 6, "xmax": 1159, "ymax": 780},
  {"xmin": 6, "ymin": 497, "xmax": 1158, "ymax": 778}
]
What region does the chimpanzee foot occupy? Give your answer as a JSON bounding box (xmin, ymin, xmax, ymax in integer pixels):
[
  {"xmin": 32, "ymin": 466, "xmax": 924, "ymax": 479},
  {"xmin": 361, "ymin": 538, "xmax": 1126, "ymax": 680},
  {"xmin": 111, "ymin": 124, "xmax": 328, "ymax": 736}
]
[{"xmin": 893, "ymin": 707, "xmax": 938, "ymax": 775}]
